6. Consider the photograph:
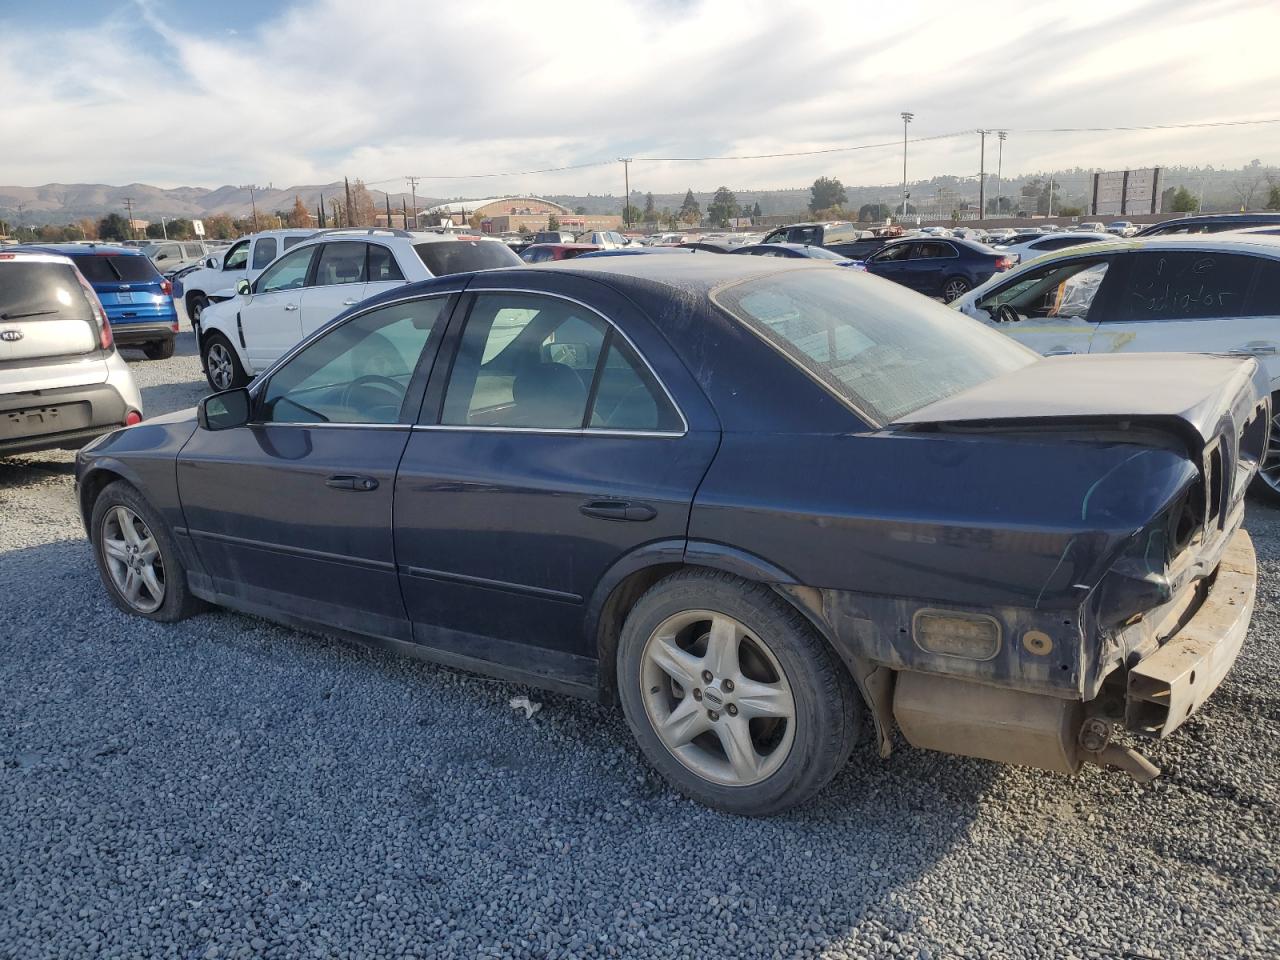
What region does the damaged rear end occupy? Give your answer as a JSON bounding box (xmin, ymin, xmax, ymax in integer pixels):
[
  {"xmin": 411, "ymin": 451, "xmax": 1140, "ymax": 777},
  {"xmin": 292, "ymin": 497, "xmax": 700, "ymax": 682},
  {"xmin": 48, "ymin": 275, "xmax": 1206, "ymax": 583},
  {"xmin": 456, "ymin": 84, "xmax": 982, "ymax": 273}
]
[{"xmin": 884, "ymin": 352, "xmax": 1268, "ymax": 779}]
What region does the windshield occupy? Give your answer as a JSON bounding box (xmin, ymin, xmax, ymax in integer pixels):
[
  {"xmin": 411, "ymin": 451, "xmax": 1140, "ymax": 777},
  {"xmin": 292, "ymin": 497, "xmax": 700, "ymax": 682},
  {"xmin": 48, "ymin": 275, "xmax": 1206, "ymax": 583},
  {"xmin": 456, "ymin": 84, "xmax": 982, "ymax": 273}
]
[
  {"xmin": 0, "ymin": 261, "xmax": 94, "ymax": 321},
  {"xmin": 713, "ymin": 269, "xmax": 1036, "ymax": 423},
  {"xmin": 73, "ymin": 254, "xmax": 161, "ymax": 284},
  {"xmin": 413, "ymin": 240, "xmax": 522, "ymax": 276}
]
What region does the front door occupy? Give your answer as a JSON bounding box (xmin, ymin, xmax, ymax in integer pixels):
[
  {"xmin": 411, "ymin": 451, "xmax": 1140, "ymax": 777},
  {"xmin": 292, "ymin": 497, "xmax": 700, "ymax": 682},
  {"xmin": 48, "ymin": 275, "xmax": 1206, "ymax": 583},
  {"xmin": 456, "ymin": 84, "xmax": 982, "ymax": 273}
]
[
  {"xmin": 393, "ymin": 287, "xmax": 720, "ymax": 670},
  {"xmin": 968, "ymin": 254, "xmax": 1120, "ymax": 356},
  {"xmin": 238, "ymin": 244, "xmax": 318, "ymax": 370},
  {"xmin": 298, "ymin": 241, "xmax": 370, "ymax": 338},
  {"xmin": 178, "ymin": 295, "xmax": 451, "ymax": 640}
]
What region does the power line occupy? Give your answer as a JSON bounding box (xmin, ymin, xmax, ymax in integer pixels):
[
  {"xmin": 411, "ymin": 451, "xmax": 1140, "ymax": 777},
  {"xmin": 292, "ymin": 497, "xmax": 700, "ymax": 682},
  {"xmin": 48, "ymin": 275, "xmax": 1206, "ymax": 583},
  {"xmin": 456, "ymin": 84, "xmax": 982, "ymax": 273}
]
[
  {"xmin": 1005, "ymin": 116, "xmax": 1280, "ymax": 134},
  {"xmin": 637, "ymin": 129, "xmax": 968, "ymax": 162}
]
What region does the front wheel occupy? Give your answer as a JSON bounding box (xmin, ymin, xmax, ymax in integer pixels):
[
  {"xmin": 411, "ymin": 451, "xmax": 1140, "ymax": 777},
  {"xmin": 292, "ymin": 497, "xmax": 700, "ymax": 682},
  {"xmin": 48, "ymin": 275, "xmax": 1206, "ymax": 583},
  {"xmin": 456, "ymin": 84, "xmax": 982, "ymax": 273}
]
[
  {"xmin": 1251, "ymin": 393, "xmax": 1280, "ymax": 503},
  {"xmin": 942, "ymin": 276, "xmax": 971, "ymax": 302},
  {"xmin": 617, "ymin": 570, "xmax": 861, "ymax": 816},
  {"xmin": 202, "ymin": 332, "xmax": 249, "ymax": 392},
  {"xmin": 187, "ymin": 293, "xmax": 209, "ymax": 327}
]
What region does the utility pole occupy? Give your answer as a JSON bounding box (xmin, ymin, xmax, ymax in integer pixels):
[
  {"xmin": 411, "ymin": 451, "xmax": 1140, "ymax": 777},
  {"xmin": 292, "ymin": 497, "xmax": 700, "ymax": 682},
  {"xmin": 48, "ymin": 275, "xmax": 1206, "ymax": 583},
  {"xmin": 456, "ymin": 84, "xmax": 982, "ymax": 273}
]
[
  {"xmin": 123, "ymin": 197, "xmax": 136, "ymax": 239},
  {"xmin": 239, "ymin": 185, "xmax": 259, "ymax": 232},
  {"xmin": 996, "ymin": 131, "xmax": 1007, "ymax": 217},
  {"xmin": 900, "ymin": 112, "xmax": 914, "ymax": 220},
  {"xmin": 406, "ymin": 176, "xmax": 420, "ymax": 229},
  {"xmin": 977, "ymin": 129, "xmax": 987, "ymax": 223},
  {"xmin": 1048, "ymin": 176, "xmax": 1056, "ymax": 218},
  {"xmin": 160, "ymin": 215, "xmax": 169, "ymax": 240},
  {"xmin": 618, "ymin": 158, "xmax": 633, "ymax": 228}
]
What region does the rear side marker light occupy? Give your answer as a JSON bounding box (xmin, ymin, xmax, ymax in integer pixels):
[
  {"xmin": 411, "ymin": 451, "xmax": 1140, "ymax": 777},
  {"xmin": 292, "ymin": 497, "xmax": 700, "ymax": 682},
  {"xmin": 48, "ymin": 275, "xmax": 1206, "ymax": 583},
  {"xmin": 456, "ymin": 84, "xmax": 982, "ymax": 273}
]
[
  {"xmin": 171, "ymin": 321, "xmax": 179, "ymax": 332},
  {"xmin": 124, "ymin": 410, "xmax": 142, "ymax": 426},
  {"xmin": 913, "ymin": 609, "xmax": 1002, "ymax": 660}
]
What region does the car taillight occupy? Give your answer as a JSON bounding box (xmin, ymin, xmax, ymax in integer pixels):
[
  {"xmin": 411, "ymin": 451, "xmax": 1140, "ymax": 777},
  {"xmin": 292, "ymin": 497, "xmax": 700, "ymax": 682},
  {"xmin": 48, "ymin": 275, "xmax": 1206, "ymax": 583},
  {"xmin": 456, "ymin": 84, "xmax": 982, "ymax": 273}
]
[
  {"xmin": 124, "ymin": 410, "xmax": 142, "ymax": 426},
  {"xmin": 160, "ymin": 279, "xmax": 172, "ymax": 296},
  {"xmin": 77, "ymin": 273, "xmax": 113, "ymax": 350},
  {"xmin": 994, "ymin": 256, "xmax": 1015, "ymax": 271}
]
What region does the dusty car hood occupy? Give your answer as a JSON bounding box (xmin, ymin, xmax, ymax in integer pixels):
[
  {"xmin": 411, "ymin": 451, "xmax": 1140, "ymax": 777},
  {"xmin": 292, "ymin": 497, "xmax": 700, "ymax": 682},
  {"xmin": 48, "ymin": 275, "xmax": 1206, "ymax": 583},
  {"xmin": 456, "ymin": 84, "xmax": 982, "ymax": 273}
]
[{"xmin": 894, "ymin": 352, "xmax": 1266, "ymax": 446}]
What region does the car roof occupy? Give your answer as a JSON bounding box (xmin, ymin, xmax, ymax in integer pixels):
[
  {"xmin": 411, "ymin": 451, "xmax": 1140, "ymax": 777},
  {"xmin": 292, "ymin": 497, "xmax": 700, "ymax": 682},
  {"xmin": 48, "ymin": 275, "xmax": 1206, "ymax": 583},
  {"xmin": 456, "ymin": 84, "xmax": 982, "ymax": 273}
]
[
  {"xmin": 1005, "ymin": 233, "xmax": 1280, "ymax": 267},
  {"xmin": 0, "ymin": 249, "xmax": 76, "ymax": 266},
  {"xmin": 12, "ymin": 242, "xmax": 144, "ymax": 256}
]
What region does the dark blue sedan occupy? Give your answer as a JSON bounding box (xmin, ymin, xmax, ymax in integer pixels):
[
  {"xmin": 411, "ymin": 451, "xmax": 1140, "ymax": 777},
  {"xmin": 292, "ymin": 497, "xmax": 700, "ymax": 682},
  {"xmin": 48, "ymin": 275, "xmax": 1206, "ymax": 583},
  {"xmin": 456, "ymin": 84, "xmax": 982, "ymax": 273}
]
[
  {"xmin": 858, "ymin": 236, "xmax": 1015, "ymax": 300},
  {"xmin": 76, "ymin": 256, "xmax": 1264, "ymax": 814},
  {"xmin": 732, "ymin": 242, "xmax": 858, "ymax": 266}
]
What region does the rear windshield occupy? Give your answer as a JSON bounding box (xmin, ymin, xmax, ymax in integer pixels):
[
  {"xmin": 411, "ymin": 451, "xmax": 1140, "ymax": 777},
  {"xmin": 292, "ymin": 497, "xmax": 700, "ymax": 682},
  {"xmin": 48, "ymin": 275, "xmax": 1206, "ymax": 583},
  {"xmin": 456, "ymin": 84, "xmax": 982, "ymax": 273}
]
[
  {"xmin": 413, "ymin": 241, "xmax": 522, "ymax": 277},
  {"xmin": 0, "ymin": 261, "xmax": 94, "ymax": 322},
  {"xmin": 713, "ymin": 269, "xmax": 1036, "ymax": 423},
  {"xmin": 73, "ymin": 254, "xmax": 161, "ymax": 284}
]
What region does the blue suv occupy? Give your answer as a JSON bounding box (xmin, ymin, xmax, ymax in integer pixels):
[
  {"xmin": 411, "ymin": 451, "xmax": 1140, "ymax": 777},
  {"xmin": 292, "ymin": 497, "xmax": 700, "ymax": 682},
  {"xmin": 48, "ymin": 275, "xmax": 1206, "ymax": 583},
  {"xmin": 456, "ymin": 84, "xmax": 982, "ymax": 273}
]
[{"xmin": 15, "ymin": 244, "xmax": 179, "ymax": 359}]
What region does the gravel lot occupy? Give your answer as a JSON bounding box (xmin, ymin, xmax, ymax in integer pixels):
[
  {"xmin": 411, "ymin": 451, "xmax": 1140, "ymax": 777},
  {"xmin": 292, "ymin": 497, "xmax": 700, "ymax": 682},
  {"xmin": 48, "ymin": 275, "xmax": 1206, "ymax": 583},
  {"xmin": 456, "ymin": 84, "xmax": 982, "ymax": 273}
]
[{"xmin": 1, "ymin": 331, "xmax": 1276, "ymax": 960}]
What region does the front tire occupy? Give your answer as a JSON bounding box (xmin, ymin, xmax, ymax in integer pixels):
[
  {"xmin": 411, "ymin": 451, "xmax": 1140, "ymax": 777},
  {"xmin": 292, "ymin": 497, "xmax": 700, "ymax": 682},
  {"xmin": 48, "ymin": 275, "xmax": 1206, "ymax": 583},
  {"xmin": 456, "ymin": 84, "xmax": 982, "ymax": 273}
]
[
  {"xmin": 187, "ymin": 292, "xmax": 209, "ymax": 327},
  {"xmin": 617, "ymin": 570, "xmax": 860, "ymax": 816},
  {"xmin": 90, "ymin": 480, "xmax": 203, "ymax": 622},
  {"xmin": 1251, "ymin": 392, "xmax": 1280, "ymax": 504},
  {"xmin": 202, "ymin": 332, "xmax": 249, "ymax": 392}
]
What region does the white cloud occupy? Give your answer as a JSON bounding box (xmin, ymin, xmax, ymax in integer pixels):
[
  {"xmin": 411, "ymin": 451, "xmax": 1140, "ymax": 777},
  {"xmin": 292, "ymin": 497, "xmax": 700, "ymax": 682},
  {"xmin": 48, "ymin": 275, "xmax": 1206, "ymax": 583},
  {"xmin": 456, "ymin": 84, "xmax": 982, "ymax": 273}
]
[{"xmin": 1, "ymin": 0, "xmax": 1279, "ymax": 196}]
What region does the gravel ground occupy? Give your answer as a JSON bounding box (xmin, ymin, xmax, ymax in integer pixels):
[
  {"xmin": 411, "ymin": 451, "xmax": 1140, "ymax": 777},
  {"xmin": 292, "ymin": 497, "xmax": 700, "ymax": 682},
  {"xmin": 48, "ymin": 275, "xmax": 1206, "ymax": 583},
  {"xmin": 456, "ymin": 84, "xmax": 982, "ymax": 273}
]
[{"xmin": 0, "ymin": 331, "xmax": 1276, "ymax": 960}]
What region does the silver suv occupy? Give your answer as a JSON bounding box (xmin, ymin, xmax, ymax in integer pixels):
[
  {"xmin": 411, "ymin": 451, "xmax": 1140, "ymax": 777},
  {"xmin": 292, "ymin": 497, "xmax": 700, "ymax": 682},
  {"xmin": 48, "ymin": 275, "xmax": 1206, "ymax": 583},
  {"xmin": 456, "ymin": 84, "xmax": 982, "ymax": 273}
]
[{"xmin": 0, "ymin": 251, "xmax": 143, "ymax": 455}]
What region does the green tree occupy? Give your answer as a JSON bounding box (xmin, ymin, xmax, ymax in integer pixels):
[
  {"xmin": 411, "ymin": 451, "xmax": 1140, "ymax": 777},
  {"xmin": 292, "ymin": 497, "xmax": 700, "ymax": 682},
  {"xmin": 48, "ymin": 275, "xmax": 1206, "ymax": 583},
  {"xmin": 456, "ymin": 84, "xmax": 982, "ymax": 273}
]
[
  {"xmin": 621, "ymin": 203, "xmax": 643, "ymax": 224},
  {"xmin": 547, "ymin": 214, "xmax": 561, "ymax": 231},
  {"xmin": 574, "ymin": 205, "xmax": 587, "ymax": 215},
  {"xmin": 145, "ymin": 222, "xmax": 167, "ymax": 239},
  {"xmin": 1169, "ymin": 186, "xmax": 1198, "ymax": 212},
  {"xmin": 707, "ymin": 186, "xmax": 738, "ymax": 227},
  {"xmin": 985, "ymin": 196, "xmax": 1013, "ymax": 215},
  {"xmin": 1261, "ymin": 185, "xmax": 1279, "ymax": 211},
  {"xmin": 1058, "ymin": 205, "xmax": 1083, "ymax": 217},
  {"xmin": 678, "ymin": 189, "xmax": 700, "ymax": 225},
  {"xmin": 642, "ymin": 192, "xmax": 657, "ymax": 226},
  {"xmin": 751, "ymin": 202, "xmax": 763, "ymax": 220},
  {"xmin": 518, "ymin": 224, "xmax": 532, "ymax": 236},
  {"xmin": 858, "ymin": 202, "xmax": 893, "ymax": 222},
  {"xmin": 97, "ymin": 212, "xmax": 130, "ymax": 241},
  {"xmin": 808, "ymin": 176, "xmax": 847, "ymax": 215}
]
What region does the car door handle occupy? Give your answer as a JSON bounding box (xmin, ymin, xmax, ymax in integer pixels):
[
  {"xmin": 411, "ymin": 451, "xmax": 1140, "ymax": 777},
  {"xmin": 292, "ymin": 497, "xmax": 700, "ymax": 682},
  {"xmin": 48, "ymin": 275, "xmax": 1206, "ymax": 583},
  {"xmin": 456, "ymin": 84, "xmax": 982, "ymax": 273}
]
[
  {"xmin": 1228, "ymin": 342, "xmax": 1278, "ymax": 356},
  {"xmin": 1044, "ymin": 349, "xmax": 1077, "ymax": 356},
  {"xmin": 326, "ymin": 475, "xmax": 379, "ymax": 491},
  {"xmin": 342, "ymin": 298, "xmax": 359, "ymax": 305},
  {"xmin": 284, "ymin": 303, "xmax": 299, "ymax": 311},
  {"xmin": 579, "ymin": 499, "xmax": 656, "ymax": 522}
]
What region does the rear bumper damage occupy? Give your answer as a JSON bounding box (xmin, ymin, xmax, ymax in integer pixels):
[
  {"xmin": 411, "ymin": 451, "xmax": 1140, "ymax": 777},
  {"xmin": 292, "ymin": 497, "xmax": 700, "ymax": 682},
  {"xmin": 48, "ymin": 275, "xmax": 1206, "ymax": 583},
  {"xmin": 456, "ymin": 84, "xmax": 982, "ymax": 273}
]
[{"xmin": 891, "ymin": 528, "xmax": 1255, "ymax": 780}]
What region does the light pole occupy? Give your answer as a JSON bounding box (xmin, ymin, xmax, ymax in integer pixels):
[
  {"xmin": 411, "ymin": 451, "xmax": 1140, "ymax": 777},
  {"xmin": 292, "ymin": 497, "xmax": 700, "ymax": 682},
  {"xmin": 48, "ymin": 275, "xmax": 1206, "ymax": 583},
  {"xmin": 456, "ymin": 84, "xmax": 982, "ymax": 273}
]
[
  {"xmin": 977, "ymin": 129, "xmax": 987, "ymax": 223},
  {"xmin": 900, "ymin": 112, "xmax": 914, "ymax": 220},
  {"xmin": 996, "ymin": 131, "xmax": 1007, "ymax": 218},
  {"xmin": 160, "ymin": 215, "xmax": 169, "ymax": 240},
  {"xmin": 618, "ymin": 158, "xmax": 633, "ymax": 229},
  {"xmin": 407, "ymin": 176, "xmax": 420, "ymax": 229}
]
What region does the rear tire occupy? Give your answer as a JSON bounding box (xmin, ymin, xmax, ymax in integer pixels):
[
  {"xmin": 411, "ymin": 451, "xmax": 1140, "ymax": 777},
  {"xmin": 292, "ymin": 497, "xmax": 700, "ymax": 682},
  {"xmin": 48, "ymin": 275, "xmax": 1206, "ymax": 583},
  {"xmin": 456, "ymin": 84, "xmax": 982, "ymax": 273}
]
[
  {"xmin": 187, "ymin": 293, "xmax": 209, "ymax": 327},
  {"xmin": 616, "ymin": 569, "xmax": 861, "ymax": 816},
  {"xmin": 90, "ymin": 480, "xmax": 204, "ymax": 622},
  {"xmin": 202, "ymin": 332, "xmax": 249, "ymax": 392},
  {"xmin": 942, "ymin": 276, "xmax": 970, "ymax": 302},
  {"xmin": 1251, "ymin": 392, "xmax": 1280, "ymax": 504},
  {"xmin": 143, "ymin": 338, "xmax": 175, "ymax": 360}
]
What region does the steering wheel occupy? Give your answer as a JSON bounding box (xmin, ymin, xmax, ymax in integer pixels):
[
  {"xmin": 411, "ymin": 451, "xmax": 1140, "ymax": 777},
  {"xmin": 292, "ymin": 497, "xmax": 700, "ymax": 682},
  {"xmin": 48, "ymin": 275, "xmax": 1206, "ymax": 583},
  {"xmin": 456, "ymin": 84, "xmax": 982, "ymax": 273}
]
[
  {"xmin": 339, "ymin": 374, "xmax": 406, "ymax": 413},
  {"xmin": 993, "ymin": 303, "xmax": 1022, "ymax": 324}
]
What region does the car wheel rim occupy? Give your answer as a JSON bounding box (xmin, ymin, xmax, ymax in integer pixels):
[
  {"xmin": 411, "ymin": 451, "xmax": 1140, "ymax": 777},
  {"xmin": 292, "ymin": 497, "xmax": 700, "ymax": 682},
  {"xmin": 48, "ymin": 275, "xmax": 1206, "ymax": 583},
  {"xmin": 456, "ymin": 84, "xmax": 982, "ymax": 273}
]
[
  {"xmin": 1259, "ymin": 411, "xmax": 1280, "ymax": 494},
  {"xmin": 944, "ymin": 280, "xmax": 967, "ymax": 301},
  {"xmin": 191, "ymin": 301, "xmax": 203, "ymax": 322},
  {"xmin": 639, "ymin": 609, "xmax": 796, "ymax": 788},
  {"xmin": 100, "ymin": 505, "xmax": 165, "ymax": 614},
  {"xmin": 207, "ymin": 343, "xmax": 233, "ymax": 389}
]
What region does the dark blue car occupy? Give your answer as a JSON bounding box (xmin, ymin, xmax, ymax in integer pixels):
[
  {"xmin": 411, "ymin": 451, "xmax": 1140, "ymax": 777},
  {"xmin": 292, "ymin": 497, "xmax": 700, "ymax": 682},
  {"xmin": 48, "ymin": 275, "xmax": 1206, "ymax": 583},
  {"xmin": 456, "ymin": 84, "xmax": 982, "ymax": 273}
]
[
  {"xmin": 732, "ymin": 242, "xmax": 858, "ymax": 266},
  {"xmin": 858, "ymin": 236, "xmax": 1015, "ymax": 301},
  {"xmin": 16, "ymin": 243, "xmax": 179, "ymax": 359},
  {"xmin": 75, "ymin": 256, "xmax": 1264, "ymax": 814}
]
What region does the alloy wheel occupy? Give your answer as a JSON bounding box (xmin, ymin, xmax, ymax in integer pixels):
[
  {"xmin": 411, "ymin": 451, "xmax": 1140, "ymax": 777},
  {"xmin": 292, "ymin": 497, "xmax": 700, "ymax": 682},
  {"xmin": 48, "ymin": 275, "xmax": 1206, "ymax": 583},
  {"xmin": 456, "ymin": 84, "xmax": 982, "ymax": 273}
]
[
  {"xmin": 206, "ymin": 342, "xmax": 235, "ymax": 390},
  {"xmin": 100, "ymin": 505, "xmax": 165, "ymax": 614},
  {"xmin": 943, "ymin": 278, "xmax": 969, "ymax": 302},
  {"xmin": 1259, "ymin": 410, "xmax": 1280, "ymax": 495},
  {"xmin": 639, "ymin": 609, "xmax": 796, "ymax": 787}
]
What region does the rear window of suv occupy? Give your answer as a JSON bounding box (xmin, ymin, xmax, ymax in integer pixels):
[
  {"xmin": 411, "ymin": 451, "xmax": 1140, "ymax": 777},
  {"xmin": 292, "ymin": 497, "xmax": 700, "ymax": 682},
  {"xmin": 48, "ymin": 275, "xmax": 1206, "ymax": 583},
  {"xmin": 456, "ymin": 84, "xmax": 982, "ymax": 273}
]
[
  {"xmin": 413, "ymin": 241, "xmax": 522, "ymax": 277},
  {"xmin": 72, "ymin": 254, "xmax": 161, "ymax": 284},
  {"xmin": 0, "ymin": 261, "xmax": 94, "ymax": 322}
]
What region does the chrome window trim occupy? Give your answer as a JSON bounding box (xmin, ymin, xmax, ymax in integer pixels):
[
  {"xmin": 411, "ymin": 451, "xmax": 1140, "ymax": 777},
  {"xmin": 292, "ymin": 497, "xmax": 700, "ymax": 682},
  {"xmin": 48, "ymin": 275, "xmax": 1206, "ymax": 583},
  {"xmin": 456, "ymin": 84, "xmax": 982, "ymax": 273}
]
[
  {"xmin": 441, "ymin": 286, "xmax": 690, "ymax": 436},
  {"xmin": 246, "ymin": 421, "xmax": 411, "ymax": 431},
  {"xmin": 412, "ymin": 424, "xmax": 684, "ymax": 439}
]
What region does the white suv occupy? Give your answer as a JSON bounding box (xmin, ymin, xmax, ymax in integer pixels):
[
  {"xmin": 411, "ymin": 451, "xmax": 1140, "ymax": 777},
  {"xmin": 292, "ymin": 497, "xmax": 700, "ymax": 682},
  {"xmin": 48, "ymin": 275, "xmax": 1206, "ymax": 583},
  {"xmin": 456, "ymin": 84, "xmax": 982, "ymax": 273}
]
[
  {"xmin": 0, "ymin": 251, "xmax": 143, "ymax": 456},
  {"xmin": 197, "ymin": 228, "xmax": 521, "ymax": 391},
  {"xmin": 173, "ymin": 229, "xmax": 317, "ymax": 331}
]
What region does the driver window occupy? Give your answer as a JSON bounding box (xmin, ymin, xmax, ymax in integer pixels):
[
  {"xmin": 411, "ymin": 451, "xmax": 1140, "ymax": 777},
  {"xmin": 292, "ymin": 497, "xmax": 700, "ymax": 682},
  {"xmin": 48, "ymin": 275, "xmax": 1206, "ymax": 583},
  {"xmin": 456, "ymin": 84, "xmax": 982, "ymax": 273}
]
[
  {"xmin": 222, "ymin": 242, "xmax": 249, "ymax": 271},
  {"xmin": 873, "ymin": 243, "xmax": 912, "ymax": 262},
  {"xmin": 256, "ymin": 246, "xmax": 316, "ymax": 294},
  {"xmin": 260, "ymin": 298, "xmax": 444, "ymax": 424},
  {"xmin": 979, "ymin": 260, "xmax": 1111, "ymax": 322}
]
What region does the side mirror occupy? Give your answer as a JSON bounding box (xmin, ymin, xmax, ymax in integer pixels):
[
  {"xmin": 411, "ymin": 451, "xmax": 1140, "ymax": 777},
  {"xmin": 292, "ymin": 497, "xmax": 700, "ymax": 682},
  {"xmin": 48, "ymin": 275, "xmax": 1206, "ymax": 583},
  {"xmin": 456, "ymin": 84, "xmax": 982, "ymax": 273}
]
[
  {"xmin": 198, "ymin": 388, "xmax": 252, "ymax": 431},
  {"xmin": 204, "ymin": 256, "xmax": 219, "ymax": 269},
  {"xmin": 236, "ymin": 278, "xmax": 251, "ymax": 296}
]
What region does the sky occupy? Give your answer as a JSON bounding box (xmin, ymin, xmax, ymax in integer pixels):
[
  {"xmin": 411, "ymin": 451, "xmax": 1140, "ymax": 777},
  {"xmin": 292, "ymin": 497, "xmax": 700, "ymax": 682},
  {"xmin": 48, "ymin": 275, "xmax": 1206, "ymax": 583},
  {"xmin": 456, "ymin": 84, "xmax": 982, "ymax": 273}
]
[{"xmin": 3, "ymin": 0, "xmax": 1280, "ymax": 198}]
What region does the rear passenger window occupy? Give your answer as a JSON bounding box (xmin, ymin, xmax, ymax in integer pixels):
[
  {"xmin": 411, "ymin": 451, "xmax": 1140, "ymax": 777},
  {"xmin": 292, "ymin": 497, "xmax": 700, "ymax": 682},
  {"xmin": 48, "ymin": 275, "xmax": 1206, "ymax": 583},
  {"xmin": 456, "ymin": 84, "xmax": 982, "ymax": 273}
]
[
  {"xmin": 1117, "ymin": 251, "xmax": 1257, "ymax": 321},
  {"xmin": 368, "ymin": 245, "xmax": 405, "ymax": 282},
  {"xmin": 589, "ymin": 340, "xmax": 682, "ymax": 432},
  {"xmin": 314, "ymin": 243, "xmax": 368, "ymax": 285},
  {"xmin": 1247, "ymin": 259, "xmax": 1280, "ymax": 316},
  {"xmin": 251, "ymin": 238, "xmax": 277, "ymax": 270}
]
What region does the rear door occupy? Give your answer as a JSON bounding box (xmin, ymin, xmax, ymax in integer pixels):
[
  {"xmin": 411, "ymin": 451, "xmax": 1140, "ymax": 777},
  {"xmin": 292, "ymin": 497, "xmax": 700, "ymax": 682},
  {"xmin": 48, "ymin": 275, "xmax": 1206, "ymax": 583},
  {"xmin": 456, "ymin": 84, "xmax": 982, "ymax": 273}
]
[
  {"xmin": 297, "ymin": 241, "xmax": 369, "ymax": 337},
  {"xmin": 1089, "ymin": 249, "xmax": 1280, "ymax": 384},
  {"xmin": 393, "ymin": 278, "xmax": 720, "ymax": 670},
  {"xmin": 905, "ymin": 241, "xmax": 954, "ymax": 294},
  {"xmin": 238, "ymin": 244, "xmax": 318, "ymax": 369}
]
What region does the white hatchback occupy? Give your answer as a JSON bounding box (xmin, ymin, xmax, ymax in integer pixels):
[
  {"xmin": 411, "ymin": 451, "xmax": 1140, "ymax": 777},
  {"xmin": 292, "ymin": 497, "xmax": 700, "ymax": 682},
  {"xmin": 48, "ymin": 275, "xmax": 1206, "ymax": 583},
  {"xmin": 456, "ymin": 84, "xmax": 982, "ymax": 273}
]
[
  {"xmin": 197, "ymin": 228, "xmax": 521, "ymax": 392},
  {"xmin": 952, "ymin": 234, "xmax": 1280, "ymax": 496}
]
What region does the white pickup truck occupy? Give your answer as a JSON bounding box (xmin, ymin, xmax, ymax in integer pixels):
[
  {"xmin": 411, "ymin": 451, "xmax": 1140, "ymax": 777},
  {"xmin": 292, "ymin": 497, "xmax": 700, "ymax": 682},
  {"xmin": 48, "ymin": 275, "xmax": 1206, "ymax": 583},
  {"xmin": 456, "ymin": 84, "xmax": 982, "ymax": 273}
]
[{"xmin": 172, "ymin": 229, "xmax": 316, "ymax": 331}]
